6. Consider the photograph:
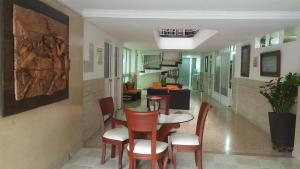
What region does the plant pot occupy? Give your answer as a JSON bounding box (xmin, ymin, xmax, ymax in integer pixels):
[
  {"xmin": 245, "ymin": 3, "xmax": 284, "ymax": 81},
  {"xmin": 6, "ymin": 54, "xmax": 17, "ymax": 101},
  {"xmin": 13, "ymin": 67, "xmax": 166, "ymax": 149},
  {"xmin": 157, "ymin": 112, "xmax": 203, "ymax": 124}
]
[{"xmin": 268, "ymin": 112, "xmax": 296, "ymax": 149}]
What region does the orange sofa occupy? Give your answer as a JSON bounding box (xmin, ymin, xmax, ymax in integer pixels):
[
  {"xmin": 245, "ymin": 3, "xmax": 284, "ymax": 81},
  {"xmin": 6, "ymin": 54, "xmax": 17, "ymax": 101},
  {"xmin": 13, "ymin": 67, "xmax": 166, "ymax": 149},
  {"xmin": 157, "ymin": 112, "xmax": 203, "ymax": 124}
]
[
  {"xmin": 151, "ymin": 82, "xmax": 181, "ymax": 90},
  {"xmin": 123, "ymin": 82, "xmax": 141, "ymax": 101}
]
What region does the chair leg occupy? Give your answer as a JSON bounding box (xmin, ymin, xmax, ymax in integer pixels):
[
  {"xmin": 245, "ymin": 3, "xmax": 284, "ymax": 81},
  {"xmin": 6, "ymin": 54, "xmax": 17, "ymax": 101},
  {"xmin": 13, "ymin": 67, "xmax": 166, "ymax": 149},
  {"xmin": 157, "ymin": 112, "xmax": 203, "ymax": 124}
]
[
  {"xmin": 129, "ymin": 156, "xmax": 133, "ymax": 169},
  {"xmin": 195, "ymin": 150, "xmax": 198, "ymax": 166},
  {"xmin": 172, "ymin": 146, "xmax": 177, "ymax": 169},
  {"xmin": 151, "ymin": 159, "xmax": 156, "ymax": 169},
  {"xmin": 196, "ymin": 149, "xmax": 202, "ymax": 169},
  {"xmin": 111, "ymin": 145, "xmax": 116, "ymax": 158},
  {"xmin": 118, "ymin": 144, "xmax": 124, "ymax": 169},
  {"xmin": 163, "ymin": 152, "xmax": 169, "ymax": 169},
  {"xmin": 158, "ymin": 159, "xmax": 163, "ymax": 169},
  {"xmin": 132, "ymin": 159, "xmax": 136, "ymax": 169},
  {"xmin": 101, "ymin": 143, "xmax": 106, "ymax": 164}
]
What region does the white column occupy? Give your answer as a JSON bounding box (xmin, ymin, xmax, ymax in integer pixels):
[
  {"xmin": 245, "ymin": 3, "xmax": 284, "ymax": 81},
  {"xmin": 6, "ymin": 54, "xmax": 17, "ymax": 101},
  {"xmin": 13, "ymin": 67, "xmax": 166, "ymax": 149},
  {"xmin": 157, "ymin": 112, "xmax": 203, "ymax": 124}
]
[{"xmin": 293, "ymin": 86, "xmax": 300, "ymax": 159}]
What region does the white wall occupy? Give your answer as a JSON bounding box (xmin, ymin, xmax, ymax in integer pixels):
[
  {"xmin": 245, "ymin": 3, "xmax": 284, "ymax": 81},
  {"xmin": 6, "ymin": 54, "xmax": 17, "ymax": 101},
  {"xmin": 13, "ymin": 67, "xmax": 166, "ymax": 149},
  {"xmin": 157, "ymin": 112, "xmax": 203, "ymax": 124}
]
[
  {"xmin": 163, "ymin": 51, "xmax": 181, "ymax": 61},
  {"xmin": 0, "ymin": 1, "xmax": 84, "ymax": 169},
  {"xmin": 83, "ymin": 21, "xmax": 122, "ymax": 80},
  {"xmin": 294, "ymin": 87, "xmax": 300, "ymax": 159},
  {"xmin": 232, "ymin": 26, "xmax": 300, "ymax": 134},
  {"xmin": 82, "ymin": 21, "xmax": 122, "ymax": 142},
  {"xmin": 137, "ymin": 72, "xmax": 160, "ymax": 90},
  {"xmin": 234, "ymin": 26, "xmax": 300, "ymax": 81}
]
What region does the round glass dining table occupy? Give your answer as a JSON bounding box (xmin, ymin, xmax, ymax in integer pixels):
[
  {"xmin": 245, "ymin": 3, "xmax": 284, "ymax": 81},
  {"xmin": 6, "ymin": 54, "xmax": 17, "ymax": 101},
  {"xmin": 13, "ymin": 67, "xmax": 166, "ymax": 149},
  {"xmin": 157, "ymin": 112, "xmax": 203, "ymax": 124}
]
[{"xmin": 113, "ymin": 107, "xmax": 194, "ymax": 141}]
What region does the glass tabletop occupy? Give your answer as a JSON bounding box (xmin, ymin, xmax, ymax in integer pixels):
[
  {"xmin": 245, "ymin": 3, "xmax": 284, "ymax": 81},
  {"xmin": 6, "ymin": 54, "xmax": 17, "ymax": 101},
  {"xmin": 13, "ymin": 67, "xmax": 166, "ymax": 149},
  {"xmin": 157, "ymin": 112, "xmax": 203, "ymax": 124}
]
[{"xmin": 113, "ymin": 108, "xmax": 194, "ymax": 124}]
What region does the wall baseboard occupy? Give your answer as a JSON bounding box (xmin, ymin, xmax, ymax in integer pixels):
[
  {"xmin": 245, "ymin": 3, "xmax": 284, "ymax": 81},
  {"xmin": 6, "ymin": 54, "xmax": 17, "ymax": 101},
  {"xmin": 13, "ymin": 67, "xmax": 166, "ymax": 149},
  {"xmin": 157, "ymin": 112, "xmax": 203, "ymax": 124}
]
[
  {"xmin": 293, "ymin": 151, "xmax": 300, "ymax": 160},
  {"xmin": 55, "ymin": 142, "xmax": 83, "ymax": 169}
]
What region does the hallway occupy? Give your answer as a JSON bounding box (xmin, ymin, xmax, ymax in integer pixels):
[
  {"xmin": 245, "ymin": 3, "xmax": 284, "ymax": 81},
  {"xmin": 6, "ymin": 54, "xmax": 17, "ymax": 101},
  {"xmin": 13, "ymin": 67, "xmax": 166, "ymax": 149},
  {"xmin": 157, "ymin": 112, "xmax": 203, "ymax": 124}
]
[{"xmin": 85, "ymin": 91, "xmax": 290, "ymax": 157}]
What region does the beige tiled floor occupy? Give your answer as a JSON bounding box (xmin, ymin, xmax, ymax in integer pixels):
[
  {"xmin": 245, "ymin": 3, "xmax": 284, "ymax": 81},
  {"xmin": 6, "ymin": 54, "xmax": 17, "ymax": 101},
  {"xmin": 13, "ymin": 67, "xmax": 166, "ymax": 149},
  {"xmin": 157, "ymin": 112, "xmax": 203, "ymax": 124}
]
[
  {"xmin": 69, "ymin": 90, "xmax": 300, "ymax": 169},
  {"xmin": 61, "ymin": 148, "xmax": 300, "ymax": 169},
  {"xmin": 85, "ymin": 90, "xmax": 290, "ymax": 157}
]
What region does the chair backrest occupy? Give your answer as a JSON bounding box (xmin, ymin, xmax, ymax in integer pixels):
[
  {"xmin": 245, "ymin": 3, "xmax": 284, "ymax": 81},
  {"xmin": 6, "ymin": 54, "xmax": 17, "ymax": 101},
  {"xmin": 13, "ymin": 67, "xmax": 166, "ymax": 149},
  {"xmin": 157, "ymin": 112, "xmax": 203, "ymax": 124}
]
[
  {"xmin": 124, "ymin": 108, "xmax": 158, "ymax": 157},
  {"xmin": 147, "ymin": 88, "xmax": 168, "ymax": 95},
  {"xmin": 195, "ymin": 102, "xmax": 211, "ymax": 144},
  {"xmin": 148, "ymin": 95, "xmax": 170, "ymax": 115},
  {"xmin": 123, "ymin": 83, "xmax": 128, "ymax": 92},
  {"xmin": 98, "ymin": 97, "xmax": 114, "ymax": 123}
]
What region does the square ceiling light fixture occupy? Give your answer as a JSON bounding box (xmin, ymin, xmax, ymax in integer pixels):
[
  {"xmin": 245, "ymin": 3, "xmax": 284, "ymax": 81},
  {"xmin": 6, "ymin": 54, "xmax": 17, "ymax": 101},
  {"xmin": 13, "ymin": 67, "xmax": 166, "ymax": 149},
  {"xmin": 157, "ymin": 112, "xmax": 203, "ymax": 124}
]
[{"xmin": 154, "ymin": 28, "xmax": 218, "ymax": 50}]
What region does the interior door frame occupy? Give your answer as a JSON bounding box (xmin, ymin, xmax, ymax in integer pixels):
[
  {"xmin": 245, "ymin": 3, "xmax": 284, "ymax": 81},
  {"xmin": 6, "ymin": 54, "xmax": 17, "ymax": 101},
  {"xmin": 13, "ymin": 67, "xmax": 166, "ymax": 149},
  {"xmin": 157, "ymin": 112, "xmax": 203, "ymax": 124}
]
[
  {"xmin": 211, "ymin": 52, "xmax": 232, "ymax": 107},
  {"xmin": 114, "ymin": 46, "xmax": 122, "ymax": 109},
  {"xmin": 104, "ymin": 41, "xmax": 113, "ymax": 98}
]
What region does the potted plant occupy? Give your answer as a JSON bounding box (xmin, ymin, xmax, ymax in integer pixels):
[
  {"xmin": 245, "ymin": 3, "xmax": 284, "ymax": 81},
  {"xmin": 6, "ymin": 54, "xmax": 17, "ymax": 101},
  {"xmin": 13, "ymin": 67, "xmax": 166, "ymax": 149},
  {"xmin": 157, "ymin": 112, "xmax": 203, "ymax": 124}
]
[
  {"xmin": 259, "ymin": 72, "xmax": 300, "ymax": 151},
  {"xmin": 160, "ymin": 73, "xmax": 167, "ymax": 87}
]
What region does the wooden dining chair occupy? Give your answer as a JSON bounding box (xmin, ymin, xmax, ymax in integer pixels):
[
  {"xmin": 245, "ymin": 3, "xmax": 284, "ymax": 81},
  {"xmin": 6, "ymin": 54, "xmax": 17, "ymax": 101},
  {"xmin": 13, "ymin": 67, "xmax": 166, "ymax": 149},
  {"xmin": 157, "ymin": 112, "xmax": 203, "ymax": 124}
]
[
  {"xmin": 98, "ymin": 97, "xmax": 129, "ymax": 169},
  {"xmin": 170, "ymin": 101, "xmax": 211, "ymax": 169},
  {"xmin": 124, "ymin": 108, "xmax": 169, "ymax": 169}
]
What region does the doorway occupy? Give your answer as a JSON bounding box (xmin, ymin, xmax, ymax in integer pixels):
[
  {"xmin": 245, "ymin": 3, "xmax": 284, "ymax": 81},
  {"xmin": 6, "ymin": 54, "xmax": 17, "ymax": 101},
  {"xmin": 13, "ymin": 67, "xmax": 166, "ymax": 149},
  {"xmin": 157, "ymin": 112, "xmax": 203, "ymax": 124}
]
[
  {"xmin": 179, "ymin": 55, "xmax": 201, "ymax": 89},
  {"xmin": 104, "ymin": 42, "xmax": 115, "ymax": 100},
  {"xmin": 209, "ymin": 46, "xmax": 236, "ymax": 107}
]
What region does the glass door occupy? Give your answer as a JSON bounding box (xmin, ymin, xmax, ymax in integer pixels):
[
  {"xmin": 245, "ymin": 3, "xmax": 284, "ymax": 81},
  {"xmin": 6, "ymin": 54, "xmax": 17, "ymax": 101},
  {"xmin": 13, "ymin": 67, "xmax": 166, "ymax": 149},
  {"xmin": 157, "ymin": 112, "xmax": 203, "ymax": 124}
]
[
  {"xmin": 210, "ymin": 47, "xmax": 234, "ymax": 107},
  {"xmin": 104, "ymin": 42, "xmax": 113, "ymax": 98},
  {"xmin": 179, "ymin": 58, "xmax": 191, "ymax": 88}
]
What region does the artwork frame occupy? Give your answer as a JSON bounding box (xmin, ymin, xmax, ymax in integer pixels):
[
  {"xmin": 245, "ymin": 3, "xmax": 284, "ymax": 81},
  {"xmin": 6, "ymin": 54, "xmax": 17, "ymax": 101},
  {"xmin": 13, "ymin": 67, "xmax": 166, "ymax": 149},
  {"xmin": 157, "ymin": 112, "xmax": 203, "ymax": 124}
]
[
  {"xmin": 84, "ymin": 43, "xmax": 94, "ymax": 72},
  {"xmin": 260, "ymin": 50, "xmax": 281, "ymax": 77},
  {"xmin": 241, "ymin": 45, "xmax": 251, "ymax": 77},
  {"xmin": 1, "ymin": 0, "xmax": 69, "ymax": 116}
]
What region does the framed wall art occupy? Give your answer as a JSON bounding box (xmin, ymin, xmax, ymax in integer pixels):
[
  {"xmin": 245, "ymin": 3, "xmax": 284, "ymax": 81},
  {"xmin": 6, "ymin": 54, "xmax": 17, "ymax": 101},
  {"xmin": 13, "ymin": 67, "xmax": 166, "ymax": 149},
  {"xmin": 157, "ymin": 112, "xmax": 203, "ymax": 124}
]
[
  {"xmin": 1, "ymin": 0, "xmax": 70, "ymax": 116},
  {"xmin": 84, "ymin": 43, "xmax": 94, "ymax": 72},
  {"xmin": 96, "ymin": 47, "xmax": 103, "ymax": 65},
  {"xmin": 260, "ymin": 50, "xmax": 281, "ymax": 77},
  {"xmin": 241, "ymin": 45, "xmax": 251, "ymax": 77}
]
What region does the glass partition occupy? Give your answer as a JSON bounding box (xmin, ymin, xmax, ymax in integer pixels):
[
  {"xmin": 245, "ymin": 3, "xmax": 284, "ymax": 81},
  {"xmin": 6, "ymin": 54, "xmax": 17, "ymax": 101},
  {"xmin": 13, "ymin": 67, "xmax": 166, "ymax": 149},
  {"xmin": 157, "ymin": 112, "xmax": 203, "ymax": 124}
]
[{"xmin": 209, "ymin": 45, "xmax": 235, "ymax": 107}]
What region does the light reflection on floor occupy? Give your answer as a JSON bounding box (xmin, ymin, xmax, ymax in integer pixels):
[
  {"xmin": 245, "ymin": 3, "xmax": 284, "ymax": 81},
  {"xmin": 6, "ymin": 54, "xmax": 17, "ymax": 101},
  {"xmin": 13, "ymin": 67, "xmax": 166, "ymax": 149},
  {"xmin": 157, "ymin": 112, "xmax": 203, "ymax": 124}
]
[{"xmin": 61, "ymin": 148, "xmax": 300, "ymax": 169}]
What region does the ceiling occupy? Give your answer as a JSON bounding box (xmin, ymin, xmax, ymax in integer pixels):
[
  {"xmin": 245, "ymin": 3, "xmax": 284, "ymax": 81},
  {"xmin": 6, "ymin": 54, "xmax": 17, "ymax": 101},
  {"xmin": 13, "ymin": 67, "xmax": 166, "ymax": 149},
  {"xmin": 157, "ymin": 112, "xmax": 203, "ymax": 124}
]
[
  {"xmin": 58, "ymin": 0, "xmax": 300, "ymax": 52},
  {"xmin": 59, "ymin": 0, "xmax": 300, "ymax": 11}
]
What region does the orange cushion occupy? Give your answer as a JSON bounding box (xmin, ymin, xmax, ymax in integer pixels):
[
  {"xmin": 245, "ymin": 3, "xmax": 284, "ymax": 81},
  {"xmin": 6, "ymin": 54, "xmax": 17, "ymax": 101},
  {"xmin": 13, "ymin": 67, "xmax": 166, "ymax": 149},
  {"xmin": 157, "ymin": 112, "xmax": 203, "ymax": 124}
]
[
  {"xmin": 166, "ymin": 85, "xmax": 179, "ymax": 90},
  {"xmin": 126, "ymin": 89, "xmax": 140, "ymax": 94},
  {"xmin": 152, "ymin": 82, "xmax": 162, "ymax": 88},
  {"xmin": 169, "ymin": 88, "xmax": 180, "ymax": 91}
]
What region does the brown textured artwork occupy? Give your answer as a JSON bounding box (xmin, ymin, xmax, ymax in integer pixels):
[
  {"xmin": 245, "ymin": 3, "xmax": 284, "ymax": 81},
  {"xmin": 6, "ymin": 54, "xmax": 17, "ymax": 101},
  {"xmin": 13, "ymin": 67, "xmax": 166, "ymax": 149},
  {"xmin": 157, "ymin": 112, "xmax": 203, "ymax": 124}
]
[{"xmin": 13, "ymin": 4, "xmax": 69, "ymax": 101}]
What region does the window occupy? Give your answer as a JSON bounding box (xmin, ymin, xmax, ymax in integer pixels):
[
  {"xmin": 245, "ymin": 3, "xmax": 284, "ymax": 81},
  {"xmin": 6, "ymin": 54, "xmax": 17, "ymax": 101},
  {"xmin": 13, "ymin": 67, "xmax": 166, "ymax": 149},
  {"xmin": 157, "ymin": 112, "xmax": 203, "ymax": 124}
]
[
  {"xmin": 283, "ymin": 27, "xmax": 298, "ymax": 43},
  {"xmin": 122, "ymin": 48, "xmax": 131, "ymax": 82},
  {"xmin": 255, "ymin": 26, "xmax": 298, "ymax": 48}
]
